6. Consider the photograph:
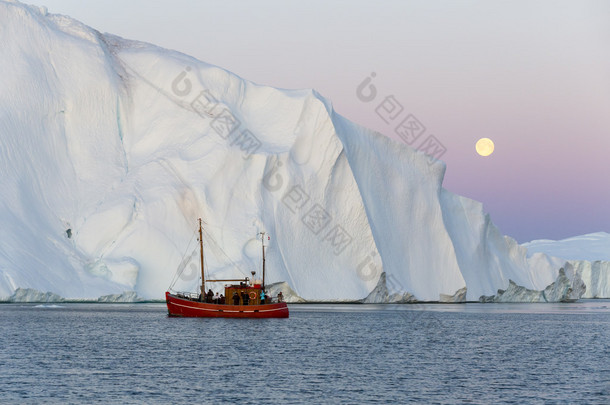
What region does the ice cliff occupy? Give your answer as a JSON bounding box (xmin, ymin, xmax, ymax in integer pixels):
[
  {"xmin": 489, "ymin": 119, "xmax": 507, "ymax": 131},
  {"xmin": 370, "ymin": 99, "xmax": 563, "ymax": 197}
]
[
  {"xmin": 0, "ymin": 1, "xmax": 606, "ymax": 302},
  {"xmin": 523, "ymin": 233, "xmax": 610, "ymax": 299}
]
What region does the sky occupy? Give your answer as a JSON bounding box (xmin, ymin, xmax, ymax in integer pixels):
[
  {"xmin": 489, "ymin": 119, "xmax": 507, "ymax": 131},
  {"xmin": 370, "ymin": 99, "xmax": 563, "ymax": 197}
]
[{"xmin": 25, "ymin": 0, "xmax": 610, "ymax": 243}]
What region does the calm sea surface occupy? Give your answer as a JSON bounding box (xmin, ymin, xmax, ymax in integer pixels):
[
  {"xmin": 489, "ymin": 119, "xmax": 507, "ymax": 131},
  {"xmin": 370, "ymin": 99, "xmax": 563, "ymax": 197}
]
[{"xmin": 1, "ymin": 301, "xmax": 609, "ymax": 404}]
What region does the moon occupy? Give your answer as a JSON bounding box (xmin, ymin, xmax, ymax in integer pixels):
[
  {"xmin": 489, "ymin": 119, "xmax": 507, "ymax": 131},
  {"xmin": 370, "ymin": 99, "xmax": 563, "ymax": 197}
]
[{"xmin": 475, "ymin": 138, "xmax": 495, "ymax": 156}]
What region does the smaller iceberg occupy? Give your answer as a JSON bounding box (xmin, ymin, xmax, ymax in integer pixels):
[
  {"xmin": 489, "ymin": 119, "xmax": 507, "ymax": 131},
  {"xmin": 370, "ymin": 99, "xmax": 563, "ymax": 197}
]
[{"xmin": 480, "ymin": 266, "xmax": 586, "ymax": 303}]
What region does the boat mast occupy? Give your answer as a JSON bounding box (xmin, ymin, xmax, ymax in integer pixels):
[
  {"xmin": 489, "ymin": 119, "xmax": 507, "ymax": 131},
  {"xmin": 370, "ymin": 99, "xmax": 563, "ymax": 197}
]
[
  {"xmin": 260, "ymin": 231, "xmax": 266, "ymax": 290},
  {"xmin": 199, "ymin": 218, "xmax": 205, "ymax": 298}
]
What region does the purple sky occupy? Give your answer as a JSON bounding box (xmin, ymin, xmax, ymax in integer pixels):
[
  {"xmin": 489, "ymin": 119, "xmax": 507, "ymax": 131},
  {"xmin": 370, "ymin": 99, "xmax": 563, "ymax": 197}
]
[{"xmin": 27, "ymin": 0, "xmax": 610, "ymax": 242}]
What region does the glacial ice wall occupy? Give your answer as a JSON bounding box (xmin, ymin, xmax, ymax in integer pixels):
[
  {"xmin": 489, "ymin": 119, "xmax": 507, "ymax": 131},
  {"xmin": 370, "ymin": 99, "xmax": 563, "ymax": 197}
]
[{"xmin": 0, "ymin": 1, "xmax": 605, "ymax": 302}]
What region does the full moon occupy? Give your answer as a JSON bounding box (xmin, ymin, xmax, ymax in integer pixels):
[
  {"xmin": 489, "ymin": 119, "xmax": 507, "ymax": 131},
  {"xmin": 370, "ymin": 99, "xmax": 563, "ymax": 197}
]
[{"xmin": 475, "ymin": 138, "xmax": 495, "ymax": 156}]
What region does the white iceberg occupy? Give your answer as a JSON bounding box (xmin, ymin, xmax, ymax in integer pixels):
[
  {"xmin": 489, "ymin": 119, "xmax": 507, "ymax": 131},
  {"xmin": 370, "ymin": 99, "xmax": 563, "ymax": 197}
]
[
  {"xmin": 523, "ymin": 233, "xmax": 610, "ymax": 299},
  {"xmin": 0, "ymin": 1, "xmax": 605, "ymax": 302}
]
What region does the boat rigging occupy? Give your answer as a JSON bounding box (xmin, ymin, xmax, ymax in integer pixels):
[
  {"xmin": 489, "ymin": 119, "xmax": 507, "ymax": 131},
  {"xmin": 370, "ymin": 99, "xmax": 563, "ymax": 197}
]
[{"xmin": 165, "ymin": 218, "xmax": 288, "ymax": 318}]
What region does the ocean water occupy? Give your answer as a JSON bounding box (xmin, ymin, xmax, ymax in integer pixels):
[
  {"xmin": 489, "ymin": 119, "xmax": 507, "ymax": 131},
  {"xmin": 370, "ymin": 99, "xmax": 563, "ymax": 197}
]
[{"xmin": 1, "ymin": 302, "xmax": 609, "ymax": 404}]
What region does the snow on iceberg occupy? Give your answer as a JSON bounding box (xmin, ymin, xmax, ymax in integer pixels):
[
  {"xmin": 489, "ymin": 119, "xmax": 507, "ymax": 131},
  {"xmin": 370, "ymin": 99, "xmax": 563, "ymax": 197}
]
[
  {"xmin": 523, "ymin": 232, "xmax": 610, "ymax": 262},
  {"xmin": 0, "ymin": 1, "xmax": 603, "ymax": 302}
]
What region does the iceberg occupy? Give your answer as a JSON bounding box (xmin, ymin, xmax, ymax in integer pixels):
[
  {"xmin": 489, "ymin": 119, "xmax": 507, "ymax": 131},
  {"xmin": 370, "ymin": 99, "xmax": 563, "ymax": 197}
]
[
  {"xmin": 8, "ymin": 288, "xmax": 65, "ymax": 303},
  {"xmin": 0, "ymin": 1, "xmax": 606, "ymax": 302},
  {"xmin": 523, "ymin": 233, "xmax": 610, "ymax": 299},
  {"xmin": 480, "ymin": 267, "xmax": 586, "ymax": 303},
  {"xmin": 568, "ymin": 260, "xmax": 610, "ymax": 299},
  {"xmin": 6, "ymin": 287, "xmax": 142, "ymax": 303},
  {"xmin": 96, "ymin": 291, "xmax": 143, "ymax": 303},
  {"xmin": 523, "ymin": 232, "xmax": 610, "ymax": 262}
]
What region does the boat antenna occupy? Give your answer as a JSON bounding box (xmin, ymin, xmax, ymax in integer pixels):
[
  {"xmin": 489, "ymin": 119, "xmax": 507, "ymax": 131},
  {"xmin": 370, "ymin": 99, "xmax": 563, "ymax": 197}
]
[
  {"xmin": 199, "ymin": 218, "xmax": 205, "ymax": 298},
  {"xmin": 259, "ymin": 231, "xmax": 266, "ymax": 290}
]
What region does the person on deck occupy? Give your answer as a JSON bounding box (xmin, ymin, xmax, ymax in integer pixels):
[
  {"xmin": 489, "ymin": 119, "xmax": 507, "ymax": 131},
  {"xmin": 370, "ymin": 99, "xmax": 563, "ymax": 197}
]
[
  {"xmin": 207, "ymin": 289, "xmax": 214, "ymax": 303},
  {"xmin": 232, "ymin": 292, "xmax": 240, "ymax": 305},
  {"xmin": 277, "ymin": 291, "xmax": 284, "ymax": 303},
  {"xmin": 242, "ymin": 291, "xmax": 249, "ymax": 305},
  {"xmin": 214, "ymin": 292, "xmax": 220, "ymax": 304},
  {"xmin": 219, "ymin": 294, "xmax": 225, "ymax": 305},
  {"xmin": 260, "ymin": 290, "xmax": 265, "ymax": 304}
]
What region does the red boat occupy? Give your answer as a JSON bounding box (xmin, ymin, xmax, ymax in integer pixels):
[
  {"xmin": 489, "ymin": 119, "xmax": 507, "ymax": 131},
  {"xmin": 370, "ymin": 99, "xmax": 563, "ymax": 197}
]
[
  {"xmin": 165, "ymin": 292, "xmax": 288, "ymax": 318},
  {"xmin": 166, "ymin": 219, "xmax": 289, "ymax": 318}
]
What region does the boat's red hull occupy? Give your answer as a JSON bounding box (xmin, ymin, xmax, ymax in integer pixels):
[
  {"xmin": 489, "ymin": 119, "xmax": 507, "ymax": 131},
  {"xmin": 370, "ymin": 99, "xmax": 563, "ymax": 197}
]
[{"xmin": 165, "ymin": 292, "xmax": 289, "ymax": 318}]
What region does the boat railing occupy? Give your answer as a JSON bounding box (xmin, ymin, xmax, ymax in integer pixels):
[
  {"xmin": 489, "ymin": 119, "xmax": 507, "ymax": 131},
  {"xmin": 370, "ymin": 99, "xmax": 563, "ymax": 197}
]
[
  {"xmin": 175, "ymin": 292, "xmax": 199, "ymax": 300},
  {"xmin": 173, "ymin": 291, "xmax": 283, "ymax": 305}
]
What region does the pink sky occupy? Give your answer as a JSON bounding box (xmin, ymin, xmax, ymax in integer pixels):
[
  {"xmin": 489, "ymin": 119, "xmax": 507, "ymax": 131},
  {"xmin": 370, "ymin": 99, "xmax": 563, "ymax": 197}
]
[{"xmin": 26, "ymin": 0, "xmax": 610, "ymax": 242}]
